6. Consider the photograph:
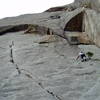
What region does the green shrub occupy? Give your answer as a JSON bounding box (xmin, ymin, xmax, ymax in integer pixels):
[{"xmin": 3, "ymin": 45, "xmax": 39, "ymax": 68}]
[{"xmin": 86, "ymin": 52, "xmax": 94, "ymax": 59}]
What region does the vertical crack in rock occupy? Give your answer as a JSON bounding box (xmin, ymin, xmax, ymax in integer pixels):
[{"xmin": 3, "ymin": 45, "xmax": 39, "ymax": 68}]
[
  {"xmin": 15, "ymin": 64, "xmax": 21, "ymax": 75},
  {"xmin": 9, "ymin": 41, "xmax": 21, "ymax": 75},
  {"xmin": 9, "ymin": 41, "xmax": 14, "ymax": 63}
]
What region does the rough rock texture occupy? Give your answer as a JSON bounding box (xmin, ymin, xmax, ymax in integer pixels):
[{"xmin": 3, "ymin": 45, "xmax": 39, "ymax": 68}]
[
  {"xmin": 0, "ymin": 0, "xmax": 100, "ymax": 46},
  {"xmin": 0, "ymin": 0, "xmax": 100, "ymax": 100},
  {"xmin": 0, "ymin": 31, "xmax": 100, "ymax": 100},
  {"xmin": 75, "ymin": 0, "xmax": 100, "ymax": 11}
]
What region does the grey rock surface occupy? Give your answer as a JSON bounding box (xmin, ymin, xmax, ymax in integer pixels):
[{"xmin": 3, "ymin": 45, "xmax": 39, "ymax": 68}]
[
  {"xmin": 0, "ymin": 0, "xmax": 100, "ymax": 99},
  {"xmin": 0, "ymin": 0, "xmax": 100, "ymax": 47},
  {"xmin": 0, "ymin": 31, "xmax": 100, "ymax": 100}
]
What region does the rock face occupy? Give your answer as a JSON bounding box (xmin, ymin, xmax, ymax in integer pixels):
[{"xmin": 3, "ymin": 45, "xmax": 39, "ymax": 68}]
[
  {"xmin": 0, "ymin": 1, "xmax": 100, "ymax": 100},
  {"xmin": 0, "ymin": 31, "xmax": 100, "ymax": 100},
  {"xmin": 0, "ymin": 0, "xmax": 100, "ymax": 47},
  {"xmin": 75, "ymin": 0, "xmax": 100, "ymax": 12}
]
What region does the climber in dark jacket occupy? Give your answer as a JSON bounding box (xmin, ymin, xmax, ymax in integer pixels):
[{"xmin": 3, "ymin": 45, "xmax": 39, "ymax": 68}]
[{"xmin": 76, "ymin": 51, "xmax": 87, "ymax": 62}]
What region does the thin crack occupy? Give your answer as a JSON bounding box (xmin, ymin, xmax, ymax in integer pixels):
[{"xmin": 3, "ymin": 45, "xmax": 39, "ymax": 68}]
[
  {"xmin": 21, "ymin": 69, "xmax": 62, "ymax": 100},
  {"xmin": 9, "ymin": 41, "xmax": 14, "ymax": 63},
  {"xmin": 15, "ymin": 64, "xmax": 21, "ymax": 75},
  {"xmin": 9, "ymin": 41, "xmax": 21, "ymax": 75}
]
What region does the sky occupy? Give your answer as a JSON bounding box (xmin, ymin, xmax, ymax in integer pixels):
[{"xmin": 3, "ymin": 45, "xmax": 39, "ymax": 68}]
[{"xmin": 0, "ymin": 0, "xmax": 74, "ymax": 19}]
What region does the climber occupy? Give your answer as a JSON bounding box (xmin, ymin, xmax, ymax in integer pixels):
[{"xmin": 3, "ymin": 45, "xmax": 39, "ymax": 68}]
[{"xmin": 76, "ymin": 51, "xmax": 87, "ymax": 62}]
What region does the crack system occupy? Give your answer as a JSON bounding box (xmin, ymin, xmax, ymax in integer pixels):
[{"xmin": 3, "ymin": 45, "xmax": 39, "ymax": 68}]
[{"xmin": 8, "ymin": 41, "xmax": 62, "ymax": 100}]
